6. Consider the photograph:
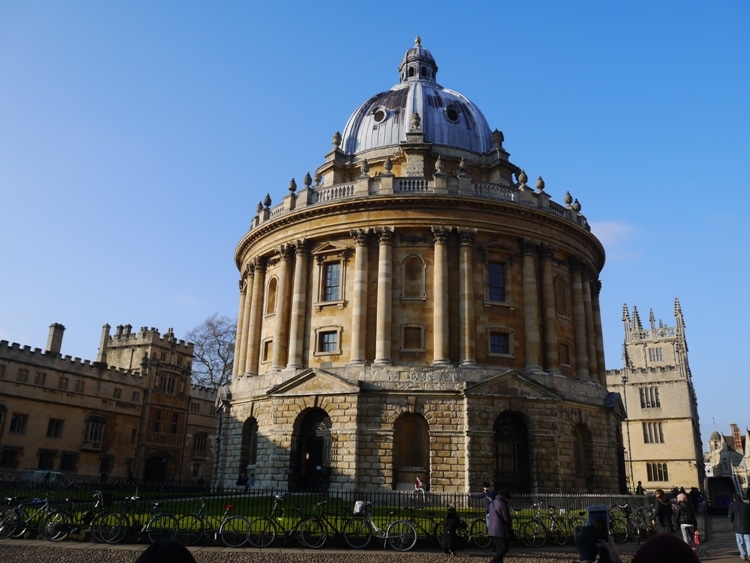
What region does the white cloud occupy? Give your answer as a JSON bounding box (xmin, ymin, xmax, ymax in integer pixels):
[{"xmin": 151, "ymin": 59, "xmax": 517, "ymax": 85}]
[{"xmin": 590, "ymin": 220, "xmax": 640, "ymax": 262}]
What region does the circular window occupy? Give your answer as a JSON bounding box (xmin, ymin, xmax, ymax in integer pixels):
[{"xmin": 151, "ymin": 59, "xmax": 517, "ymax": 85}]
[
  {"xmin": 372, "ymin": 106, "xmax": 387, "ymax": 124},
  {"xmin": 445, "ymin": 105, "xmax": 460, "ymax": 123}
]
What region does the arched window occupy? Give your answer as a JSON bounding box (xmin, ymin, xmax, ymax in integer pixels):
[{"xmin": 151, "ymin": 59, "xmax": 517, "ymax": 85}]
[
  {"xmin": 240, "ymin": 418, "xmax": 258, "ymax": 470},
  {"xmin": 493, "ymin": 412, "xmax": 530, "ymax": 493},
  {"xmin": 393, "ymin": 413, "xmax": 429, "ymax": 489},
  {"xmin": 401, "ymin": 255, "xmax": 425, "ymax": 299},
  {"xmin": 266, "ymin": 277, "xmax": 278, "ymax": 315}
]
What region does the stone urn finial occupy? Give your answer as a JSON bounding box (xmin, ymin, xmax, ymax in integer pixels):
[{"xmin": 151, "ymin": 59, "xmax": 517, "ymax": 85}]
[
  {"xmin": 288, "ymin": 178, "xmax": 297, "ymax": 193},
  {"xmin": 263, "ymin": 193, "xmax": 272, "ymax": 209},
  {"xmin": 332, "ymin": 131, "xmax": 342, "ymax": 149},
  {"xmin": 536, "ymin": 176, "xmax": 545, "ymax": 192},
  {"xmin": 564, "ymin": 191, "xmax": 573, "ymax": 206},
  {"xmin": 314, "ymin": 171, "xmax": 322, "ymax": 186},
  {"xmin": 492, "ymin": 129, "xmax": 504, "ymax": 147},
  {"xmin": 411, "ymin": 111, "xmax": 421, "ymax": 131},
  {"xmin": 572, "ymin": 198, "xmax": 581, "ymax": 212},
  {"xmin": 517, "ymin": 169, "xmax": 528, "ymax": 187},
  {"xmin": 256, "ymin": 201, "xmax": 263, "ymax": 214},
  {"xmin": 361, "ymin": 159, "xmax": 370, "ymax": 175},
  {"xmin": 303, "ymin": 172, "xmax": 312, "ymax": 188},
  {"xmin": 458, "ymin": 158, "xmax": 467, "ymax": 175},
  {"xmin": 435, "ymin": 155, "xmax": 443, "ymax": 173},
  {"xmin": 384, "ymin": 155, "xmax": 393, "ymax": 173}
]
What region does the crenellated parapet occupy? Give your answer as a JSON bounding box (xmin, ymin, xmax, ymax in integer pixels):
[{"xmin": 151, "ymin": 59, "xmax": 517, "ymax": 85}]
[{"xmin": 108, "ymin": 324, "xmax": 192, "ymax": 352}]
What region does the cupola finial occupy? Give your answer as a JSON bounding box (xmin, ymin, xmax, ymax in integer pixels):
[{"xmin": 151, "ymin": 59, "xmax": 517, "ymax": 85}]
[{"xmin": 415, "ymin": 35, "xmax": 421, "ymax": 45}]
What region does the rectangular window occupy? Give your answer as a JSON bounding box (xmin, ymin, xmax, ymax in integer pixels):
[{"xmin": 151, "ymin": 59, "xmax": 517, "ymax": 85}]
[
  {"xmin": 323, "ymin": 262, "xmax": 341, "ymax": 301},
  {"xmin": 487, "ymin": 262, "xmax": 506, "ymax": 302},
  {"xmin": 35, "ymin": 372, "xmax": 46, "ymax": 385},
  {"xmin": 642, "ymin": 422, "xmax": 665, "ymax": 444},
  {"xmin": 648, "ymin": 348, "xmax": 663, "ymax": 362},
  {"xmin": 0, "ymin": 448, "xmax": 21, "ymax": 468},
  {"xmin": 191, "ymin": 462, "xmax": 202, "ymax": 478},
  {"xmin": 60, "ymin": 452, "xmax": 77, "ymax": 472},
  {"xmin": 170, "ymin": 412, "xmax": 179, "ymax": 435},
  {"xmin": 17, "ymin": 368, "xmax": 29, "ymax": 383},
  {"xmin": 262, "ymin": 340, "xmax": 273, "ymax": 363},
  {"xmin": 113, "ymin": 388, "xmax": 122, "ymax": 399},
  {"xmin": 639, "ymin": 386, "xmax": 661, "ymax": 409},
  {"xmin": 189, "ymin": 402, "xmax": 200, "ymax": 413},
  {"xmin": 402, "ymin": 326, "xmax": 423, "ymax": 351},
  {"xmin": 559, "ymin": 343, "xmax": 571, "ymax": 365},
  {"xmin": 58, "ymin": 376, "xmax": 69, "ymax": 390},
  {"xmin": 38, "ymin": 450, "xmax": 56, "ymax": 470},
  {"xmin": 152, "ymin": 409, "xmax": 162, "ymax": 432},
  {"xmin": 0, "ymin": 364, "xmax": 5, "ymax": 378},
  {"xmin": 193, "ymin": 433, "xmax": 207, "ymax": 454},
  {"xmin": 489, "ymin": 331, "xmax": 510, "ymax": 355},
  {"xmin": 47, "ymin": 418, "xmax": 64, "ymax": 438},
  {"xmin": 74, "ymin": 380, "xmax": 85, "ymax": 393},
  {"xmin": 318, "ymin": 331, "xmax": 338, "ymax": 353},
  {"xmin": 9, "ymin": 414, "xmax": 28, "ymax": 434},
  {"xmin": 646, "ymin": 462, "xmax": 669, "ymax": 482},
  {"xmin": 84, "ymin": 419, "xmax": 105, "ymax": 447},
  {"xmin": 131, "ymin": 391, "xmax": 140, "ymax": 403}
]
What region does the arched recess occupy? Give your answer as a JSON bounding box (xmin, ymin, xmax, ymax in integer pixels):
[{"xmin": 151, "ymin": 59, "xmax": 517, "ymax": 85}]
[
  {"xmin": 401, "ymin": 254, "xmax": 426, "ymax": 299},
  {"xmin": 289, "ymin": 408, "xmax": 331, "ymax": 491},
  {"xmin": 493, "ymin": 411, "xmax": 530, "ymax": 493},
  {"xmin": 265, "ymin": 277, "xmax": 278, "ymax": 315},
  {"xmin": 573, "ymin": 423, "xmax": 595, "ymax": 491},
  {"xmin": 239, "ymin": 417, "xmax": 258, "ymax": 473},
  {"xmin": 393, "ymin": 413, "xmax": 429, "ymax": 490},
  {"xmin": 143, "ymin": 452, "xmax": 175, "ymax": 482}
]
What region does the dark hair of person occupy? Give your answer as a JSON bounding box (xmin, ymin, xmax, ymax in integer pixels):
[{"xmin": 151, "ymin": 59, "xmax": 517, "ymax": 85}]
[{"xmin": 135, "ymin": 541, "xmax": 197, "ymax": 563}]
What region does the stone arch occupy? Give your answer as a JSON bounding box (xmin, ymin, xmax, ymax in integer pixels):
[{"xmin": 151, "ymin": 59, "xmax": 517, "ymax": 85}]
[
  {"xmin": 493, "ymin": 411, "xmax": 531, "ymax": 493},
  {"xmin": 289, "ymin": 407, "xmax": 331, "ymax": 491},
  {"xmin": 143, "ymin": 451, "xmax": 176, "ymax": 482},
  {"xmin": 239, "ymin": 417, "xmax": 258, "ymax": 473},
  {"xmin": 573, "ymin": 423, "xmax": 595, "ymax": 491},
  {"xmin": 265, "ymin": 276, "xmax": 278, "ymax": 315},
  {"xmin": 401, "ymin": 254, "xmax": 426, "ymax": 299},
  {"xmin": 393, "ymin": 412, "xmax": 429, "ymax": 490}
]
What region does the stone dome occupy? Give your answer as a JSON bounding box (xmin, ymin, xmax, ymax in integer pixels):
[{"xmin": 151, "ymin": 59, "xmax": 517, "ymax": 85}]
[{"xmin": 340, "ymin": 37, "xmax": 494, "ymax": 156}]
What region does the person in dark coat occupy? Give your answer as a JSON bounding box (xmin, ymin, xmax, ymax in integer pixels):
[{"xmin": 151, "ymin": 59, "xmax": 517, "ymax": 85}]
[
  {"xmin": 441, "ymin": 504, "xmax": 466, "ymax": 555},
  {"xmin": 652, "ymin": 488, "xmax": 674, "ymax": 534},
  {"xmin": 728, "ymin": 493, "xmax": 750, "ymax": 560},
  {"xmin": 487, "ymin": 488, "xmax": 512, "ymax": 563},
  {"xmin": 674, "ymin": 492, "xmax": 697, "ymax": 546}
]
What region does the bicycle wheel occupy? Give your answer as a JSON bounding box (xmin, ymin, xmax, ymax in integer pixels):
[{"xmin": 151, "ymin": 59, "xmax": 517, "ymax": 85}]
[
  {"xmin": 39, "ymin": 510, "xmax": 71, "ymax": 541},
  {"xmin": 609, "ymin": 516, "xmax": 628, "ymax": 543},
  {"xmin": 147, "ymin": 513, "xmax": 178, "ymax": 543},
  {"xmin": 520, "ymin": 520, "xmax": 547, "ymax": 547},
  {"xmin": 175, "ymin": 514, "xmax": 205, "ymax": 546},
  {"xmin": 551, "ymin": 518, "xmax": 570, "ymax": 545},
  {"xmin": 98, "ymin": 512, "xmax": 128, "ymax": 544},
  {"xmin": 220, "ymin": 514, "xmax": 250, "ymax": 548},
  {"xmin": 0, "ymin": 509, "xmax": 22, "ymax": 539},
  {"xmin": 9, "ymin": 509, "xmax": 28, "ymax": 538},
  {"xmin": 387, "ymin": 519, "xmax": 417, "ymax": 552},
  {"xmin": 341, "ymin": 515, "xmax": 372, "ymax": 549},
  {"xmin": 89, "ymin": 513, "xmax": 108, "ymax": 543},
  {"xmin": 469, "ymin": 518, "xmax": 491, "ymax": 549},
  {"xmin": 297, "ymin": 517, "xmax": 326, "ymax": 549}
]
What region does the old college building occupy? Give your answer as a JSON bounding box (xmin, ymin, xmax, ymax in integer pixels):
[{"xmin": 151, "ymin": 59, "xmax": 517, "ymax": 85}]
[
  {"xmin": 0, "ymin": 323, "xmax": 215, "ymax": 483},
  {"xmin": 214, "ymin": 38, "xmax": 627, "ymax": 493}
]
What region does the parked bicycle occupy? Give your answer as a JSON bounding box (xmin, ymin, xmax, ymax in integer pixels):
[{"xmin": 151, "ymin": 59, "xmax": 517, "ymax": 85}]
[
  {"xmin": 175, "ymin": 497, "xmax": 250, "ymax": 547},
  {"xmin": 38, "ymin": 489, "xmax": 109, "ymax": 542},
  {"xmin": 0, "ymin": 494, "xmax": 58, "ymax": 540},
  {"xmin": 99, "ymin": 494, "xmax": 178, "ymax": 544},
  {"xmin": 341, "ymin": 500, "xmax": 417, "ymax": 551},
  {"xmin": 246, "ymin": 493, "xmax": 323, "ymax": 548},
  {"xmin": 294, "ymin": 498, "xmax": 349, "ymax": 549},
  {"xmin": 517, "ymin": 502, "xmax": 571, "ymax": 547}
]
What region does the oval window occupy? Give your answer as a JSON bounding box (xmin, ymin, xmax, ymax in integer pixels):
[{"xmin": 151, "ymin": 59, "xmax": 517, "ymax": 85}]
[
  {"xmin": 372, "ymin": 106, "xmax": 387, "ymax": 124},
  {"xmin": 445, "ymin": 105, "xmax": 460, "ymax": 123}
]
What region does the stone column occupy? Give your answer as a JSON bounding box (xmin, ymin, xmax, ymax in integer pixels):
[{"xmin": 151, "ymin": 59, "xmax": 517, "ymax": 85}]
[
  {"xmin": 582, "ymin": 267, "xmax": 598, "ymax": 380},
  {"xmin": 570, "ymin": 257, "xmax": 590, "ymax": 380},
  {"xmin": 271, "ymin": 244, "xmax": 293, "ymax": 371},
  {"xmin": 374, "ymin": 227, "xmax": 394, "ymax": 365},
  {"xmin": 520, "ymin": 238, "xmax": 542, "ymax": 372},
  {"xmin": 349, "ymin": 229, "xmax": 369, "ymax": 366},
  {"xmin": 432, "ymin": 226, "xmax": 451, "ymax": 366},
  {"xmin": 233, "ymin": 271, "xmax": 251, "ymax": 376},
  {"xmin": 246, "ymin": 256, "xmax": 267, "ymax": 375},
  {"xmin": 539, "ymin": 245, "xmax": 560, "ymax": 374},
  {"xmin": 457, "ymin": 228, "xmax": 476, "ymax": 366},
  {"xmin": 287, "ymin": 240, "xmax": 309, "ymax": 369},
  {"xmin": 591, "ymin": 278, "xmax": 606, "ymax": 385}
]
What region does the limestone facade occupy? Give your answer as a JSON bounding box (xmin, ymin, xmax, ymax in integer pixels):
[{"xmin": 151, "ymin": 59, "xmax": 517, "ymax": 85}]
[
  {"xmin": 216, "ymin": 39, "xmax": 623, "ymax": 494},
  {"xmin": 605, "ymin": 299, "xmax": 704, "ymax": 492},
  {"xmin": 706, "ymin": 424, "xmax": 749, "ymax": 493},
  {"xmin": 0, "ymin": 323, "xmax": 215, "ymax": 482}
]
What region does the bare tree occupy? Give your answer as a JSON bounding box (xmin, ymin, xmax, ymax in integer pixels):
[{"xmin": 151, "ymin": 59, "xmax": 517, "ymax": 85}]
[{"xmin": 185, "ymin": 313, "xmax": 236, "ymax": 389}]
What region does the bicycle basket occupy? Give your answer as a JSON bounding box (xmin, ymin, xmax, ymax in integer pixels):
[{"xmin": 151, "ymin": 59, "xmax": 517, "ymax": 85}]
[{"xmin": 353, "ymin": 500, "xmax": 366, "ymax": 515}]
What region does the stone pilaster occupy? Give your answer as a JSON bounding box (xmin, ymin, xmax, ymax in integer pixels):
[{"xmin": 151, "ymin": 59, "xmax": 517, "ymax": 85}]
[
  {"xmin": 349, "ymin": 229, "xmax": 369, "ymax": 366},
  {"xmin": 520, "ymin": 238, "xmax": 542, "ymax": 372},
  {"xmin": 539, "ymin": 245, "xmax": 560, "ymax": 374},
  {"xmin": 271, "ymin": 244, "xmax": 293, "ymax": 370},
  {"xmin": 570, "ymin": 257, "xmax": 590, "ymax": 380},
  {"xmin": 246, "ymin": 256, "xmax": 267, "ymax": 375},
  {"xmin": 232, "ymin": 276, "xmax": 248, "ymax": 377},
  {"xmin": 582, "ymin": 267, "xmax": 598, "ymax": 381},
  {"xmin": 457, "ymin": 228, "xmax": 476, "ymax": 366},
  {"xmin": 287, "ymin": 240, "xmax": 309, "ymax": 369},
  {"xmin": 374, "ymin": 227, "xmax": 394, "ymax": 365},
  {"xmin": 432, "ymin": 226, "xmax": 451, "ymax": 366}
]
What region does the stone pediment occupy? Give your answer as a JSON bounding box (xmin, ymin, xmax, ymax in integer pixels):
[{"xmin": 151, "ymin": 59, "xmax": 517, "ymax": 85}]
[
  {"xmin": 465, "ymin": 369, "xmax": 562, "ymax": 401},
  {"xmin": 266, "ymin": 368, "xmax": 360, "ymax": 397}
]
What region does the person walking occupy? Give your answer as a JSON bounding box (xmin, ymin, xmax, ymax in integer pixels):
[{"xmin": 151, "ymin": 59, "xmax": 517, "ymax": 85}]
[
  {"xmin": 652, "ymin": 488, "xmax": 675, "ymax": 534},
  {"xmin": 469, "ymin": 481, "xmax": 496, "ymax": 532},
  {"xmin": 487, "ymin": 488, "xmax": 512, "ymax": 563},
  {"xmin": 728, "ymin": 492, "xmax": 750, "ymax": 560},
  {"xmin": 674, "ymin": 492, "xmax": 698, "ymax": 546}
]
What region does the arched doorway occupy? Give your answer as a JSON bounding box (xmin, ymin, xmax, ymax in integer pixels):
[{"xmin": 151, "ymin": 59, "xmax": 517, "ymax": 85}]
[
  {"xmin": 143, "ymin": 454, "xmax": 171, "ymax": 482},
  {"xmin": 573, "ymin": 423, "xmax": 595, "ymax": 491},
  {"xmin": 393, "ymin": 413, "xmax": 429, "ymax": 490},
  {"xmin": 493, "ymin": 411, "xmax": 530, "ymax": 493},
  {"xmin": 290, "ymin": 408, "xmax": 331, "ymax": 491}
]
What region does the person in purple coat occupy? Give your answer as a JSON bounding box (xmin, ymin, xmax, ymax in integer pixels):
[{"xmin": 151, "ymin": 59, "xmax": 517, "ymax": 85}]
[{"xmin": 487, "ymin": 487, "xmax": 512, "ymax": 563}]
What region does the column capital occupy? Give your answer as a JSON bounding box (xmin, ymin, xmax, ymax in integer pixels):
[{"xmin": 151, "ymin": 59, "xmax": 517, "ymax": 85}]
[
  {"xmin": 276, "ymin": 243, "xmax": 294, "ymax": 260},
  {"xmin": 431, "ymin": 225, "xmax": 451, "ymax": 244},
  {"xmin": 519, "ymin": 237, "xmax": 539, "ymax": 256},
  {"xmin": 294, "ymin": 238, "xmax": 309, "ymax": 256},
  {"xmin": 375, "ymin": 226, "xmax": 394, "ymax": 245},
  {"xmin": 539, "ymin": 243, "xmax": 557, "ymax": 260},
  {"xmin": 350, "ymin": 228, "xmax": 370, "ymax": 246},
  {"xmin": 252, "ymin": 255, "xmax": 267, "ymax": 272},
  {"xmin": 456, "ymin": 227, "xmax": 477, "ymax": 246}
]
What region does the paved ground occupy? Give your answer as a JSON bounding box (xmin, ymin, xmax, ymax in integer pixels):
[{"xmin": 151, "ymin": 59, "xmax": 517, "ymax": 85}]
[{"xmin": 0, "ymin": 513, "xmax": 744, "ymax": 562}]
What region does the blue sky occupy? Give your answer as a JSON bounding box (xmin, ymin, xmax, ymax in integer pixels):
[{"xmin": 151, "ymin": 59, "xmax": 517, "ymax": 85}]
[{"xmin": 1, "ymin": 1, "xmax": 748, "ymax": 449}]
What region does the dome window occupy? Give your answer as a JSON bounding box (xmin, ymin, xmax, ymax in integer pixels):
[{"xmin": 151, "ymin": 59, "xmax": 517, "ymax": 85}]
[
  {"xmin": 445, "ymin": 104, "xmax": 460, "ymax": 123},
  {"xmin": 372, "ymin": 106, "xmax": 387, "ymax": 124}
]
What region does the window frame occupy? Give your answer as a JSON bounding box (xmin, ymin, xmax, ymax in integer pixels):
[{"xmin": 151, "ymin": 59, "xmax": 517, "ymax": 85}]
[
  {"xmin": 400, "ymin": 254, "xmax": 426, "ymax": 300},
  {"xmin": 313, "ymin": 326, "xmax": 343, "ymax": 357},
  {"xmin": 486, "ymin": 328, "xmax": 514, "ymax": 358},
  {"xmin": 313, "ymin": 244, "xmax": 350, "ymax": 311},
  {"xmin": 399, "ymin": 324, "xmax": 426, "ymax": 352},
  {"xmin": 9, "ymin": 413, "xmax": 28, "ymax": 434},
  {"xmin": 481, "ymin": 244, "xmax": 514, "ymax": 309},
  {"xmin": 47, "ymin": 418, "xmax": 64, "ymax": 439}
]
